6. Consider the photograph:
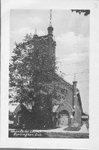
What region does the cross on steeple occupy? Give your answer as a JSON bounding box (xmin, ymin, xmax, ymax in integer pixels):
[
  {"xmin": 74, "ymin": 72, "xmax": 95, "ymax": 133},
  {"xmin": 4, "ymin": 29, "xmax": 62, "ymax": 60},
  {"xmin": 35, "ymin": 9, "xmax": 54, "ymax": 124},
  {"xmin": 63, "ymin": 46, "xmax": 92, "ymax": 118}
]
[
  {"xmin": 50, "ymin": 9, "xmax": 52, "ymax": 26},
  {"xmin": 47, "ymin": 9, "xmax": 53, "ymax": 35}
]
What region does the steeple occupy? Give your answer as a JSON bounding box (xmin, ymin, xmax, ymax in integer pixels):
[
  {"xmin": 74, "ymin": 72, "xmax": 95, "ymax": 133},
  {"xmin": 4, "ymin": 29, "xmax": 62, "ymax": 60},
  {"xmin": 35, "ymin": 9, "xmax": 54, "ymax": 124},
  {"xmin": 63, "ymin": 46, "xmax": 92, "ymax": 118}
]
[
  {"xmin": 47, "ymin": 9, "xmax": 54, "ymax": 35},
  {"xmin": 50, "ymin": 9, "xmax": 52, "ymax": 26}
]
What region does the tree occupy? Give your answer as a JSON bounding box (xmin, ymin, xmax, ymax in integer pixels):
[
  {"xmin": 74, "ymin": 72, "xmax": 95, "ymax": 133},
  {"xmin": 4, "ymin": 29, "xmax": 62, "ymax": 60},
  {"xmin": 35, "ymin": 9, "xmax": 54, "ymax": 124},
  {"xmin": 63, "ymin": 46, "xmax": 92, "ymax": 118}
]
[
  {"xmin": 71, "ymin": 9, "xmax": 90, "ymax": 16},
  {"xmin": 9, "ymin": 34, "xmax": 59, "ymax": 128}
]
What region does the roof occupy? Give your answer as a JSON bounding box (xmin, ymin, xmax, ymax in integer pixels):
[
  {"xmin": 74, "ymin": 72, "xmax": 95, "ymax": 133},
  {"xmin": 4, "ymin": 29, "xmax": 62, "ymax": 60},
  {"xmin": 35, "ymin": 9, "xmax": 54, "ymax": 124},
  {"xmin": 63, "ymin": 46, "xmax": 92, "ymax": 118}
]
[
  {"xmin": 9, "ymin": 103, "xmax": 20, "ymax": 112},
  {"xmin": 37, "ymin": 35, "xmax": 48, "ymax": 39},
  {"xmin": 82, "ymin": 112, "xmax": 89, "ymax": 116},
  {"xmin": 82, "ymin": 112, "xmax": 89, "ymax": 119},
  {"xmin": 14, "ymin": 104, "xmax": 30, "ymax": 114},
  {"xmin": 54, "ymin": 73, "xmax": 73, "ymax": 90}
]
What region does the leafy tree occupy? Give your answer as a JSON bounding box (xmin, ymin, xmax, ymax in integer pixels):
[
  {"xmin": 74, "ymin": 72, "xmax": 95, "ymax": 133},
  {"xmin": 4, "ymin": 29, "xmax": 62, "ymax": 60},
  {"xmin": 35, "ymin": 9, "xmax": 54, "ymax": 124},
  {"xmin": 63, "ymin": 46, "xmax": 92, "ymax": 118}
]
[
  {"xmin": 9, "ymin": 34, "xmax": 59, "ymax": 128},
  {"xmin": 71, "ymin": 9, "xmax": 90, "ymax": 16}
]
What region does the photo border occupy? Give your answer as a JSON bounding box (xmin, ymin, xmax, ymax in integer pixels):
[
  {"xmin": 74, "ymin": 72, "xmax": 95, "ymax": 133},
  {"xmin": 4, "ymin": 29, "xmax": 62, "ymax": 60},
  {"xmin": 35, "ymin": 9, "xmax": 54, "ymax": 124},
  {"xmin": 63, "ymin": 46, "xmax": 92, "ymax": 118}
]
[{"xmin": 1, "ymin": 0, "xmax": 99, "ymax": 149}]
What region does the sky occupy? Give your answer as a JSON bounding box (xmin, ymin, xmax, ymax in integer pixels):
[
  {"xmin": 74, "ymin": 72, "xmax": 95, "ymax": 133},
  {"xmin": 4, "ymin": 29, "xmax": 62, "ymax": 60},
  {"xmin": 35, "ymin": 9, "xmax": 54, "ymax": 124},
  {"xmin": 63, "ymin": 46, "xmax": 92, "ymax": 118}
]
[{"xmin": 10, "ymin": 9, "xmax": 89, "ymax": 114}]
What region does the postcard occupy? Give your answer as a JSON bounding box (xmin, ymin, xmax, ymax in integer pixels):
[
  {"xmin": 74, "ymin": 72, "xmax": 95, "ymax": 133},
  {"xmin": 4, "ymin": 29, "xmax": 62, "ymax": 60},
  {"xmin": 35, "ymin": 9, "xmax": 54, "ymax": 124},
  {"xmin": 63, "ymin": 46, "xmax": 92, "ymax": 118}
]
[{"xmin": 1, "ymin": 0, "xmax": 99, "ymax": 149}]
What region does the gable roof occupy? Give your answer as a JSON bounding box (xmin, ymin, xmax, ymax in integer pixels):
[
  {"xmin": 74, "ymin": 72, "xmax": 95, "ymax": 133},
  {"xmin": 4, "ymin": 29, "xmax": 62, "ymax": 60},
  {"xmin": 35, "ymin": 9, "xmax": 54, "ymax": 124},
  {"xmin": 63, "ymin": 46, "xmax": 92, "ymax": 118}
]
[
  {"xmin": 14, "ymin": 104, "xmax": 29, "ymax": 114},
  {"xmin": 54, "ymin": 73, "xmax": 73, "ymax": 90}
]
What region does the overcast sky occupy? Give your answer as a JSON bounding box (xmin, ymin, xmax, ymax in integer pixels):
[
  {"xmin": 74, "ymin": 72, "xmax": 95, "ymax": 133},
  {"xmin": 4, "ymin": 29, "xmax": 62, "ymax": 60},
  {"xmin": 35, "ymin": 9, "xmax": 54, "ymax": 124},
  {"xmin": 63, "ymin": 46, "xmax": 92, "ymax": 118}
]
[{"xmin": 10, "ymin": 9, "xmax": 89, "ymax": 114}]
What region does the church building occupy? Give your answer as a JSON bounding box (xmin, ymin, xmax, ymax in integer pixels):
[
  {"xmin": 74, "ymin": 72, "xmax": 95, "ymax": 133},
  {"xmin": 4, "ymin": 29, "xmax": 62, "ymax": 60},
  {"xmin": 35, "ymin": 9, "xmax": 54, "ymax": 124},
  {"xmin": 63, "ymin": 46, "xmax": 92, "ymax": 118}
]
[
  {"xmin": 12, "ymin": 11, "xmax": 89, "ymax": 129},
  {"xmin": 29, "ymin": 13, "xmax": 83, "ymax": 128}
]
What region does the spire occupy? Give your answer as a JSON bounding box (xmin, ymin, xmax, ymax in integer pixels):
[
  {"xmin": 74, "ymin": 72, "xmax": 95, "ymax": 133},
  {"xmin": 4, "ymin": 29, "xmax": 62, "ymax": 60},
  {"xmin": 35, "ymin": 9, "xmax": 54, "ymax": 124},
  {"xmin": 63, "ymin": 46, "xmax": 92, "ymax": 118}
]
[
  {"xmin": 50, "ymin": 9, "xmax": 52, "ymax": 26},
  {"xmin": 47, "ymin": 9, "xmax": 53, "ymax": 35}
]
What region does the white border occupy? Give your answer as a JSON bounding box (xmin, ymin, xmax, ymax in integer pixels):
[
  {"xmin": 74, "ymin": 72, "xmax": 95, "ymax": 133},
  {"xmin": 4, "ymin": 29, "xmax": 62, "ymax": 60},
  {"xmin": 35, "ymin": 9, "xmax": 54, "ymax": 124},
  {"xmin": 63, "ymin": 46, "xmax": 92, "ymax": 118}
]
[{"xmin": 1, "ymin": 0, "xmax": 99, "ymax": 149}]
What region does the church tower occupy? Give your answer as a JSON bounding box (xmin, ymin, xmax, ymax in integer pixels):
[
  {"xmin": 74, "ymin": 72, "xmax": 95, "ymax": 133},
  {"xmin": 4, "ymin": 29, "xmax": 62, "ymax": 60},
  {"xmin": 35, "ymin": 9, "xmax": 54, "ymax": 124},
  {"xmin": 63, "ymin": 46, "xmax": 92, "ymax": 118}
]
[{"xmin": 73, "ymin": 77, "xmax": 82, "ymax": 126}]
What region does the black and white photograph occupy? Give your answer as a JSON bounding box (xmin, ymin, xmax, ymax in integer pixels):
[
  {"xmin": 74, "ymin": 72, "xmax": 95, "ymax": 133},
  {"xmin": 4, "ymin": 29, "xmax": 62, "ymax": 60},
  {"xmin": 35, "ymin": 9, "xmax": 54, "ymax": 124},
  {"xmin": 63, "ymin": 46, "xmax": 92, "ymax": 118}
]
[
  {"xmin": 9, "ymin": 9, "xmax": 89, "ymax": 138},
  {"xmin": 1, "ymin": 0, "xmax": 99, "ymax": 149}
]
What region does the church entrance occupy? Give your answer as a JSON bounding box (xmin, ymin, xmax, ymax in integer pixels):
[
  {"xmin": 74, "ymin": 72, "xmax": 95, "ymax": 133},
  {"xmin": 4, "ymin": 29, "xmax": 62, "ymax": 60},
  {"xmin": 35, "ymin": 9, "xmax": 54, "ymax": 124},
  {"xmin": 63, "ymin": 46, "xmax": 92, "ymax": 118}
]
[{"xmin": 58, "ymin": 110, "xmax": 69, "ymax": 127}]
